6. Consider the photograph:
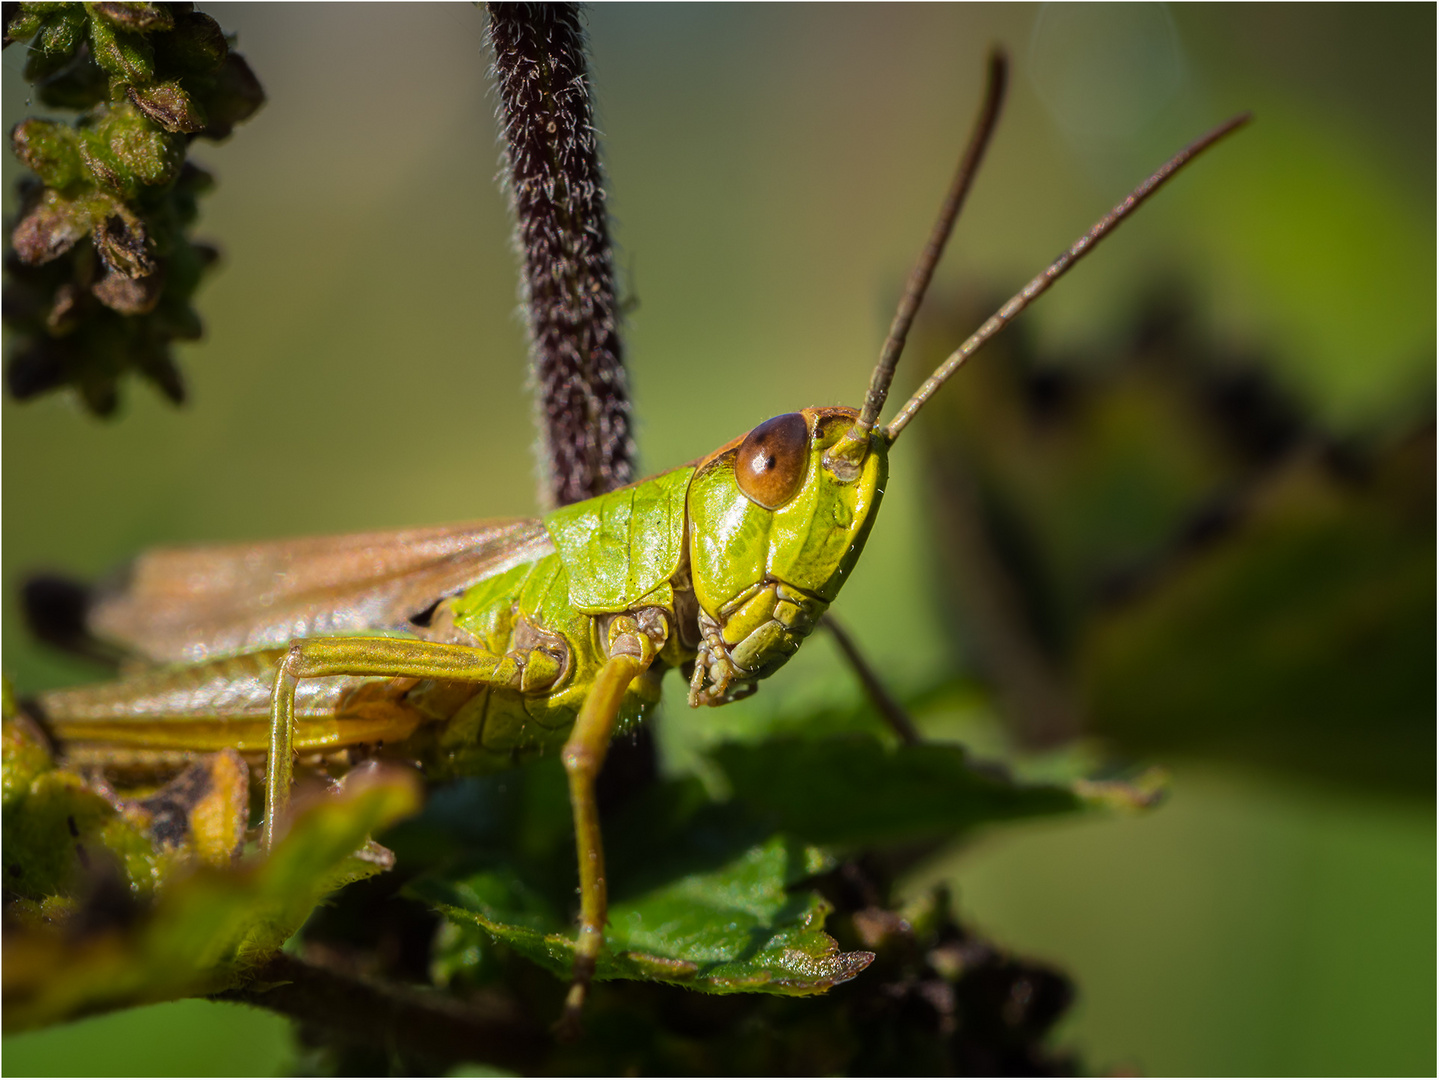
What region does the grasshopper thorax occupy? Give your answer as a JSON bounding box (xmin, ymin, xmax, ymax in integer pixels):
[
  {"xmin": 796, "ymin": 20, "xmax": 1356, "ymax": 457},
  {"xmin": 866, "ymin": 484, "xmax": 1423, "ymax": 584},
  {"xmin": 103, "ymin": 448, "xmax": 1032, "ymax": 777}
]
[{"xmin": 685, "ymin": 406, "xmax": 887, "ymax": 706}]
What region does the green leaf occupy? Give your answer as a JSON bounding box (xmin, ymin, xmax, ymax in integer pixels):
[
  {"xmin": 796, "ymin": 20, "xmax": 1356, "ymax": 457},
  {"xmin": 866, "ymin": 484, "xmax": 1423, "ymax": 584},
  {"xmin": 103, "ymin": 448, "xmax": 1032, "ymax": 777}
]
[
  {"xmin": 405, "ymin": 731, "xmax": 1101, "ymax": 997},
  {"xmin": 87, "ymin": 12, "xmax": 154, "ymax": 84},
  {"xmin": 711, "ymin": 734, "xmax": 1084, "ymax": 847},
  {"xmin": 79, "ymin": 103, "xmax": 185, "ymax": 194},
  {"xmin": 418, "ymin": 833, "xmax": 869, "ymax": 995},
  {"xmin": 10, "ymin": 120, "xmax": 85, "ymax": 191}
]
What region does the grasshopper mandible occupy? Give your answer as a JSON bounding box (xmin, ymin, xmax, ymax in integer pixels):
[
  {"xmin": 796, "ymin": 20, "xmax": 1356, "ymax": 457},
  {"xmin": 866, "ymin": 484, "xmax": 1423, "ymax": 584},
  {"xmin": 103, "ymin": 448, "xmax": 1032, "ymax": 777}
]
[{"xmin": 21, "ymin": 52, "xmax": 1248, "ymax": 1024}]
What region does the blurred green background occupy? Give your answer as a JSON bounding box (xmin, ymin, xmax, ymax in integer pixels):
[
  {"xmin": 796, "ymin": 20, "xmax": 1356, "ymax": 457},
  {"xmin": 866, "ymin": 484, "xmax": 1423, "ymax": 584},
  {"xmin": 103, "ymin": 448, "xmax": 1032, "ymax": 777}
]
[{"xmin": 4, "ymin": 4, "xmax": 1433, "ymax": 1075}]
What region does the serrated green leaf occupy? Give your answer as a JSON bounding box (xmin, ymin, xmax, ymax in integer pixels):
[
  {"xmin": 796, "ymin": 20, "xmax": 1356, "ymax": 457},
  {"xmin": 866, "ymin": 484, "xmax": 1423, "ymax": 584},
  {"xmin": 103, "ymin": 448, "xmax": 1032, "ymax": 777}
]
[
  {"xmin": 404, "ymin": 731, "xmax": 1100, "ymax": 998},
  {"xmin": 416, "ymin": 833, "xmax": 868, "ymax": 995}
]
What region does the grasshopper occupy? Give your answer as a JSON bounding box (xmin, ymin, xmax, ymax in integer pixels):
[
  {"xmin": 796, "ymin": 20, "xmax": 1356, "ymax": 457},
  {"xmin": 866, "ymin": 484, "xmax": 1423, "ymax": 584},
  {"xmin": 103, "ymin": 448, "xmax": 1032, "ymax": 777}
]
[{"xmin": 19, "ymin": 52, "xmax": 1247, "ymax": 1024}]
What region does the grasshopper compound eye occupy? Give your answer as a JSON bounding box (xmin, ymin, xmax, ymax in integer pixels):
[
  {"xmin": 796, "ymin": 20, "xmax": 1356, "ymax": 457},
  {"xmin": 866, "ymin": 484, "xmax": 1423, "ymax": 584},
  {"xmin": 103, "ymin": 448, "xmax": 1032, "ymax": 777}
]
[{"xmin": 736, "ymin": 412, "xmax": 809, "ymax": 509}]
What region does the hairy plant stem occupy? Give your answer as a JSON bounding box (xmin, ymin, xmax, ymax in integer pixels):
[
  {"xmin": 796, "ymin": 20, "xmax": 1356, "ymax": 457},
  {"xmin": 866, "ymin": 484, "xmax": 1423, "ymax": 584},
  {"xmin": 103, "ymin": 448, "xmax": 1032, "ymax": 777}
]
[{"xmin": 487, "ymin": 3, "xmax": 633, "ymax": 507}]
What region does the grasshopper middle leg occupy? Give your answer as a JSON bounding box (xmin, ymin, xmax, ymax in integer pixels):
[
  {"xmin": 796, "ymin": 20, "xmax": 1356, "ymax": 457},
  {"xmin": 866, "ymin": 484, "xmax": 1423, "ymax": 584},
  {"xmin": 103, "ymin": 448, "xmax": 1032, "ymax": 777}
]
[
  {"xmin": 556, "ymin": 649, "xmax": 653, "ymax": 1034},
  {"xmin": 556, "ymin": 611, "xmax": 664, "ymax": 1034}
]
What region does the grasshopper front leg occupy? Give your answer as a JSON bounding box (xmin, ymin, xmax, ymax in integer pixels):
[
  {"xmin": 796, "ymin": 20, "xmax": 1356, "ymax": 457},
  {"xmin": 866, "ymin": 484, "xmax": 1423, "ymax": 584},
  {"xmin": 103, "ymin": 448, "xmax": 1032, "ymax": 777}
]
[{"xmin": 264, "ymin": 637, "xmax": 508, "ymax": 848}]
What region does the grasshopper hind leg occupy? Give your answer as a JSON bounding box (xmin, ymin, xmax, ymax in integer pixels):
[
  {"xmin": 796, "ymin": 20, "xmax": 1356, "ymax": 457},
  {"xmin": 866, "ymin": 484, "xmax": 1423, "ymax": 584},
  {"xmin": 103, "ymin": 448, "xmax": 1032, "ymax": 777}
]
[{"xmin": 263, "ymin": 617, "xmax": 665, "ymax": 1033}]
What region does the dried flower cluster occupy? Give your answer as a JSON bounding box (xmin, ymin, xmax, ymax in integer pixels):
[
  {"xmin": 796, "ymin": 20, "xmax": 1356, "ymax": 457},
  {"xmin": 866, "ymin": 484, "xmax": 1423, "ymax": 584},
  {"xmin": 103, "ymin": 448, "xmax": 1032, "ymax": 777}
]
[{"xmin": 3, "ymin": 1, "xmax": 263, "ymax": 414}]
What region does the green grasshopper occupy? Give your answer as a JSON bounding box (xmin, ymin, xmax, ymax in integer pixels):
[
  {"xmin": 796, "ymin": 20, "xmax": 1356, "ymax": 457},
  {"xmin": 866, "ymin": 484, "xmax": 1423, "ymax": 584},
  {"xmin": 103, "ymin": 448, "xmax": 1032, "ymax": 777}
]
[{"xmin": 21, "ymin": 52, "xmax": 1247, "ymax": 1023}]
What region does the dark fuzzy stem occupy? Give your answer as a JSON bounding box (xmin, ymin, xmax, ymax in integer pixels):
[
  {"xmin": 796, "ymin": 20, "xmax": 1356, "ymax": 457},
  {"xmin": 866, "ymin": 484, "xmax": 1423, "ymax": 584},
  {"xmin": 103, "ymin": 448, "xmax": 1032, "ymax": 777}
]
[{"xmin": 487, "ymin": 3, "xmax": 633, "ymax": 507}]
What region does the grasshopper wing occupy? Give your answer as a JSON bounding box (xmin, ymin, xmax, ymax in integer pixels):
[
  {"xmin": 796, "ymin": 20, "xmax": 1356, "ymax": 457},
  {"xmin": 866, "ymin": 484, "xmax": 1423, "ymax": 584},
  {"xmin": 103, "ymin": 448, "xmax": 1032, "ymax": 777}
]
[{"xmin": 82, "ymin": 519, "xmax": 554, "ymax": 664}]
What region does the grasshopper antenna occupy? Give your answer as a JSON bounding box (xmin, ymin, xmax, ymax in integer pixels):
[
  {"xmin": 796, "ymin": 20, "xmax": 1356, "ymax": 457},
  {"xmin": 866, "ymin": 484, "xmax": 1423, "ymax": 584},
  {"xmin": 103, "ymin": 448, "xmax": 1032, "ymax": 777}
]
[
  {"xmin": 854, "ymin": 48, "xmax": 1009, "ymax": 436},
  {"xmin": 884, "ymin": 111, "xmax": 1253, "ymax": 442}
]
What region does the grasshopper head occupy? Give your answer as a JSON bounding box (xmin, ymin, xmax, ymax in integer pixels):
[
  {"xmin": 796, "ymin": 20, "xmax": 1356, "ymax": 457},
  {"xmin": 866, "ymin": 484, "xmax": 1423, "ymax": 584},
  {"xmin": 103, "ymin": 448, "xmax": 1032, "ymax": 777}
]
[
  {"xmin": 685, "ymin": 406, "xmax": 888, "ymax": 705},
  {"xmin": 678, "ymin": 72, "xmax": 1247, "ymax": 708}
]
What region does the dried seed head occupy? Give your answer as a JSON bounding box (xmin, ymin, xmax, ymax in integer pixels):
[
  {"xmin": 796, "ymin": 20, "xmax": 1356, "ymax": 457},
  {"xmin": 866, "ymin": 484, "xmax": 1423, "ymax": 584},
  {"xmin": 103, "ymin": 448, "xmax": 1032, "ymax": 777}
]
[{"xmin": 3, "ymin": 2, "xmax": 263, "ymax": 414}]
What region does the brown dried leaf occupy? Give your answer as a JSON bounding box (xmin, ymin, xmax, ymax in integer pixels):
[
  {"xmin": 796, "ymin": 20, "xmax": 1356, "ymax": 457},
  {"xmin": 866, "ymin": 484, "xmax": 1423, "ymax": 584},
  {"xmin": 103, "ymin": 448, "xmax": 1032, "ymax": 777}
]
[
  {"xmin": 127, "ymin": 80, "xmax": 206, "ymax": 135},
  {"xmin": 92, "ymin": 264, "xmax": 164, "ymax": 314},
  {"xmin": 11, "ymin": 191, "xmax": 92, "ymax": 265},
  {"xmin": 90, "ymin": 2, "xmax": 175, "ymax": 33},
  {"xmin": 93, "ymin": 213, "xmax": 154, "ymax": 278}
]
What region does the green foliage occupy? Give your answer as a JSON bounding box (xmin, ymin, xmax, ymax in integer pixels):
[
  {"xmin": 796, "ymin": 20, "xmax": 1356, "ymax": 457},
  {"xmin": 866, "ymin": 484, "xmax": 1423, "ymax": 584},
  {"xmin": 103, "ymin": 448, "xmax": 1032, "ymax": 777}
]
[
  {"xmin": 410, "ymin": 731, "xmax": 1144, "ymax": 1000},
  {"xmin": 413, "ymin": 869, "xmax": 1080, "ymax": 1075},
  {"xmin": 406, "ymin": 730, "xmax": 1153, "ymax": 998},
  {"xmin": 423, "ymin": 834, "xmax": 861, "ymax": 993},
  {"xmin": 1, "ymin": 671, "xmax": 1142, "ymax": 1070},
  {"xmin": 2, "ymin": 710, "xmax": 421, "ymax": 1033},
  {"xmin": 286, "ymin": 707, "xmax": 1124, "ymax": 1073},
  {"xmin": 3, "ymin": 1, "xmax": 263, "ymax": 414}
]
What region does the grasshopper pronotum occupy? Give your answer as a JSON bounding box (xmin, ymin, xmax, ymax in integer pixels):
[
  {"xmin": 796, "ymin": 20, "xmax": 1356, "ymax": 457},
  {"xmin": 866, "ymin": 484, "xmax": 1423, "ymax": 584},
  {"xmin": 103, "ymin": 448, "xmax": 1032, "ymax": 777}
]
[{"xmin": 20, "ymin": 51, "xmax": 1247, "ymax": 1025}]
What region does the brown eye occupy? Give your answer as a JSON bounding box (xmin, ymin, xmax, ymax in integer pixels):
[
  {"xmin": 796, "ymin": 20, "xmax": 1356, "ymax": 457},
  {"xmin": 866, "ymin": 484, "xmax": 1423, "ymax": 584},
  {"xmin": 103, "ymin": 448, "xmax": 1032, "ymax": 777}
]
[{"xmin": 735, "ymin": 413, "xmax": 809, "ymax": 509}]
